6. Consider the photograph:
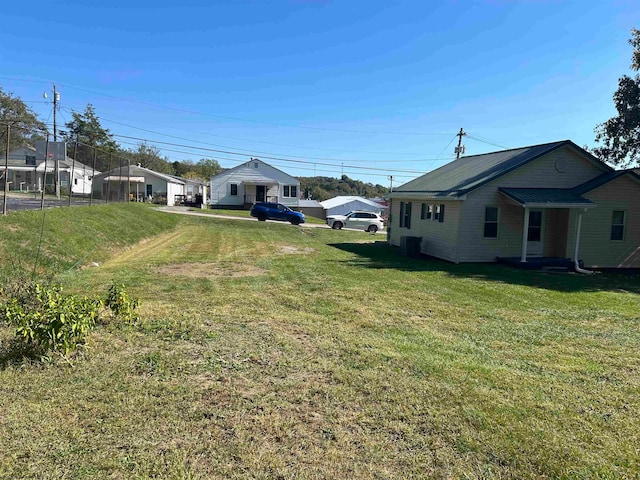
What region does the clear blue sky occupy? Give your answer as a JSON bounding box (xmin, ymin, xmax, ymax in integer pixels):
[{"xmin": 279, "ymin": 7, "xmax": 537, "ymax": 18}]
[{"xmin": 1, "ymin": 0, "xmax": 638, "ymax": 186}]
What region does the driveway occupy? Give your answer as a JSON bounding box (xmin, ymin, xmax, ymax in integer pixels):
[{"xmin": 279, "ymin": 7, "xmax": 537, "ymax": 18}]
[{"xmin": 155, "ymin": 206, "xmax": 385, "ymax": 234}]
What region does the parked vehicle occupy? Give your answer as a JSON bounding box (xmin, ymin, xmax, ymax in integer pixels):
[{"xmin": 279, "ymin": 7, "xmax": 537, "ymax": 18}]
[
  {"xmin": 326, "ymin": 211, "xmax": 384, "ymax": 232},
  {"xmin": 250, "ymin": 202, "xmax": 306, "ymax": 225}
]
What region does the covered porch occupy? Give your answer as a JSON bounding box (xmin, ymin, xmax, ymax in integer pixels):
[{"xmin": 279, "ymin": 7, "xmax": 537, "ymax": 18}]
[
  {"xmin": 499, "ymin": 188, "xmax": 596, "ymax": 268},
  {"xmin": 241, "ymin": 179, "xmax": 279, "ymax": 206}
]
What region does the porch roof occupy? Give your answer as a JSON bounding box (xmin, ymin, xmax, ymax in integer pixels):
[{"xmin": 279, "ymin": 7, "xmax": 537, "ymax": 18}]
[
  {"xmin": 241, "ymin": 176, "xmax": 280, "ymax": 185},
  {"xmin": 103, "ymin": 176, "xmax": 146, "ymax": 183},
  {"xmin": 498, "ymin": 188, "xmax": 596, "ymax": 208}
]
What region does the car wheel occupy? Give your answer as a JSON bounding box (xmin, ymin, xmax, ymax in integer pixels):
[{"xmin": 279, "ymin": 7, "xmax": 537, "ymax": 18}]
[
  {"xmin": 257, "ymin": 214, "xmax": 267, "ymax": 221},
  {"xmin": 290, "ymin": 217, "xmax": 300, "ymax": 225},
  {"xmin": 367, "ymin": 225, "xmax": 378, "ymax": 233},
  {"xmin": 333, "ymin": 221, "xmax": 343, "ymax": 230}
]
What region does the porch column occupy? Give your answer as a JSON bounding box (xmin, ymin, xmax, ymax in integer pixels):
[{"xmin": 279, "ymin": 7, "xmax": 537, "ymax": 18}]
[
  {"xmin": 573, "ymin": 209, "xmax": 584, "ymax": 264},
  {"xmin": 520, "ymin": 206, "xmax": 530, "ymax": 262}
]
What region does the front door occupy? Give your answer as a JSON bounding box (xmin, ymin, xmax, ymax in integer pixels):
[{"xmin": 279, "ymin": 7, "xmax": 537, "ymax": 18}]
[
  {"xmin": 527, "ymin": 210, "xmax": 544, "ymax": 257},
  {"xmin": 256, "ymin": 185, "xmax": 266, "ymax": 202}
]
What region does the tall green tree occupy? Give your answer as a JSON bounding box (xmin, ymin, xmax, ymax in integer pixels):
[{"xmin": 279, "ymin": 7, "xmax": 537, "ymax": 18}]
[
  {"xmin": 0, "ymin": 87, "xmax": 46, "ymax": 152},
  {"xmin": 128, "ymin": 143, "xmax": 172, "ymax": 174},
  {"xmin": 594, "ymin": 28, "xmax": 640, "ymax": 167},
  {"xmin": 63, "ymin": 104, "xmax": 119, "ymax": 151},
  {"xmin": 195, "ymin": 158, "xmax": 222, "ymax": 179}
]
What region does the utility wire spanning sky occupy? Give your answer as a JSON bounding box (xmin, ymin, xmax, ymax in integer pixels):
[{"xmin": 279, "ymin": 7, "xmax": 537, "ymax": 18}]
[{"xmin": 1, "ymin": 1, "xmax": 638, "ymax": 185}]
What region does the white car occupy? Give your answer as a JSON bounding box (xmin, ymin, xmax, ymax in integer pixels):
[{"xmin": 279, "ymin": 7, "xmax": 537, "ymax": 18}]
[{"xmin": 326, "ymin": 211, "xmax": 385, "ymax": 233}]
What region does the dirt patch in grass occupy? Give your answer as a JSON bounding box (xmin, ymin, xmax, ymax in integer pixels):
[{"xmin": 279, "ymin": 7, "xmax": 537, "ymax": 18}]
[
  {"xmin": 155, "ymin": 262, "xmax": 266, "ymax": 278},
  {"xmin": 278, "ymin": 245, "xmax": 315, "ymax": 255}
]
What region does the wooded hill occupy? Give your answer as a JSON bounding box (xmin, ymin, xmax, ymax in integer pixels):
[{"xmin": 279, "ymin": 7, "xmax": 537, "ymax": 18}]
[{"xmin": 299, "ymin": 175, "xmax": 388, "ymax": 202}]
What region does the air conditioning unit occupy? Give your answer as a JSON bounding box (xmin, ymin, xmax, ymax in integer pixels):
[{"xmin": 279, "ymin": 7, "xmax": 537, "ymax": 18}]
[{"xmin": 400, "ymin": 236, "xmax": 422, "ymax": 257}]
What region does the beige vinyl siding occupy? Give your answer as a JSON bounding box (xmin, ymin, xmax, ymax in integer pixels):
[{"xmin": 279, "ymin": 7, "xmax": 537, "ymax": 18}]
[
  {"xmin": 388, "ymin": 198, "xmax": 461, "ymax": 262},
  {"xmin": 457, "ymin": 189, "xmax": 524, "ymax": 262},
  {"xmin": 456, "ymin": 145, "xmax": 609, "ymax": 262},
  {"xmin": 567, "ymin": 175, "xmax": 640, "ymax": 268}
]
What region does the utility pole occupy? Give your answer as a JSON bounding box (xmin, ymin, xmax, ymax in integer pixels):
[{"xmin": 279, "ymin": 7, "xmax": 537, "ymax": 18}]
[
  {"xmin": 3, "ymin": 124, "xmax": 9, "ymax": 215},
  {"xmin": 388, "ymin": 175, "xmax": 393, "ymax": 193},
  {"xmin": 455, "ymin": 127, "xmax": 466, "ymax": 159},
  {"xmin": 52, "ymin": 84, "xmax": 61, "ymax": 199}
]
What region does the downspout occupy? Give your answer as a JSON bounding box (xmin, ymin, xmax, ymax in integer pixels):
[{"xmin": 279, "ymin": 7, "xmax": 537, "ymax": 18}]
[{"xmin": 573, "ymin": 208, "xmax": 593, "ymax": 274}]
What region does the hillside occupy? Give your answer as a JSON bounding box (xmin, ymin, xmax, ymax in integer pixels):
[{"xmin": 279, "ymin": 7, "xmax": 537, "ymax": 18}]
[{"xmin": 299, "ymin": 175, "xmax": 388, "ymax": 201}]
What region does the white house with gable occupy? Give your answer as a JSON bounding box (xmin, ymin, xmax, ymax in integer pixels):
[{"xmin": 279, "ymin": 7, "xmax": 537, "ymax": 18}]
[{"xmin": 209, "ymin": 158, "xmax": 300, "ymax": 208}]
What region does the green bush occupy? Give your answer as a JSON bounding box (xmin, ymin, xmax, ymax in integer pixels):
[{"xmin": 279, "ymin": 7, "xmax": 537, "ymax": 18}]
[
  {"xmin": 106, "ymin": 283, "xmax": 140, "ymax": 324},
  {"xmin": 1, "ymin": 283, "xmax": 101, "ymax": 358},
  {"xmin": 1, "ymin": 281, "xmax": 140, "ymax": 360}
]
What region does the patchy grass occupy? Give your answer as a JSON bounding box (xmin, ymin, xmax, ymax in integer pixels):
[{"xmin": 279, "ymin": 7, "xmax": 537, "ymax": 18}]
[{"xmin": 1, "ymin": 207, "xmax": 639, "ymax": 478}]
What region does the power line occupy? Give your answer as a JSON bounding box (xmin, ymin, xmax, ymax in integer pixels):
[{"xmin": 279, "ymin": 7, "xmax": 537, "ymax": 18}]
[{"xmin": 58, "ymin": 106, "xmax": 449, "ymax": 164}]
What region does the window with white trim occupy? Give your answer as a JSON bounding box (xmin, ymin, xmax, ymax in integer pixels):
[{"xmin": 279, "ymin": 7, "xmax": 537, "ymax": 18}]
[
  {"xmin": 230, "ymin": 183, "xmax": 238, "ymax": 196},
  {"xmin": 611, "ymin": 210, "xmax": 625, "ymax": 241},
  {"xmin": 484, "ymin": 207, "xmax": 499, "ymax": 238},
  {"xmin": 399, "ymin": 202, "xmax": 412, "ymax": 228},
  {"xmin": 283, "ymin": 185, "xmax": 298, "ymax": 198}
]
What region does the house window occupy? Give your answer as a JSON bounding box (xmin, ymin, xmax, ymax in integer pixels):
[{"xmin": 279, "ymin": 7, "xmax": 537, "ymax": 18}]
[
  {"xmin": 434, "ymin": 204, "xmax": 445, "ymax": 222},
  {"xmin": 74, "ymin": 179, "xmax": 78, "ymax": 186},
  {"xmin": 400, "ymin": 202, "xmax": 412, "ymax": 228},
  {"xmin": 611, "ymin": 210, "xmax": 625, "ymax": 241},
  {"xmin": 230, "ymin": 183, "xmax": 238, "ymax": 196},
  {"xmin": 421, "ymin": 203, "xmax": 427, "ymax": 220},
  {"xmin": 283, "ymin": 185, "xmax": 297, "ymax": 198},
  {"xmin": 254, "ymin": 162, "xmax": 259, "ymax": 169},
  {"xmin": 484, "ymin": 207, "xmax": 499, "ymax": 238},
  {"xmin": 527, "ymin": 211, "xmax": 542, "ymax": 241},
  {"xmin": 146, "ymin": 184, "xmax": 153, "ymax": 197},
  {"xmin": 427, "ymin": 204, "xmax": 433, "ymax": 220}
]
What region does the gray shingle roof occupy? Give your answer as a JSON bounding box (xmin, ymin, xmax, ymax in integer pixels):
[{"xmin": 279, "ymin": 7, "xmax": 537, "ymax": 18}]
[
  {"xmin": 393, "ymin": 140, "xmax": 609, "ymax": 198},
  {"xmin": 499, "ymin": 188, "xmax": 594, "ymax": 207}
]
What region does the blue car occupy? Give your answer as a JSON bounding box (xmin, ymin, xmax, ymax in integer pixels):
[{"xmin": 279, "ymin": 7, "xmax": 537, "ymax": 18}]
[{"xmin": 249, "ymin": 202, "xmax": 306, "ymax": 225}]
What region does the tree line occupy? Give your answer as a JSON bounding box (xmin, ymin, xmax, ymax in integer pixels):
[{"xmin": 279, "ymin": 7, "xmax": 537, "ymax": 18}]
[
  {"xmin": 299, "ymin": 175, "xmax": 388, "ymax": 201},
  {"xmin": 0, "ymin": 94, "xmax": 222, "ymax": 180}
]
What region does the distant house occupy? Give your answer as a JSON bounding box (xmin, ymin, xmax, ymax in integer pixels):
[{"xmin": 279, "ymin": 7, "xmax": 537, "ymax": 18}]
[
  {"xmin": 92, "ymin": 164, "xmax": 186, "ymax": 206},
  {"xmin": 209, "ymin": 158, "xmax": 300, "ymax": 209},
  {"xmin": 5, "ymin": 145, "xmax": 96, "ymax": 195},
  {"xmin": 388, "ymin": 140, "xmax": 640, "ymax": 269},
  {"xmin": 320, "ymin": 196, "xmax": 386, "ymax": 217}
]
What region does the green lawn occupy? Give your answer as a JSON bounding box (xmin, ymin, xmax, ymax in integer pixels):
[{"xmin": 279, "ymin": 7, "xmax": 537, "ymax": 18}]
[{"xmin": 1, "ymin": 205, "xmax": 639, "ymax": 478}]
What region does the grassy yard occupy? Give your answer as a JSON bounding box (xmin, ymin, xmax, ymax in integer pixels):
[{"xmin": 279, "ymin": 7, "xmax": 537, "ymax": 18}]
[{"xmin": 1, "ymin": 205, "xmax": 639, "ymax": 478}]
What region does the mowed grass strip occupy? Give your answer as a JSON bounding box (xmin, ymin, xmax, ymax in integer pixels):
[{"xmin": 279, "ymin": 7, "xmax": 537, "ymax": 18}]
[{"xmin": 1, "ymin": 206, "xmax": 639, "ymax": 478}]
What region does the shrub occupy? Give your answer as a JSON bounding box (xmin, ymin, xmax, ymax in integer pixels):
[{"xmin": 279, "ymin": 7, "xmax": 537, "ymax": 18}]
[
  {"xmin": 1, "ymin": 281, "xmax": 140, "ymax": 360},
  {"xmin": 1, "ymin": 283, "xmax": 101, "ymax": 358}
]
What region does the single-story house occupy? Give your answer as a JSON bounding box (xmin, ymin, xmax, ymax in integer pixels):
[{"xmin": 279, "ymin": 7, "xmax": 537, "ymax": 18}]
[
  {"xmin": 92, "ymin": 164, "xmax": 186, "ymax": 206},
  {"xmin": 320, "ymin": 195, "xmax": 386, "ymax": 217},
  {"xmin": 4, "ymin": 145, "xmax": 96, "ymax": 195},
  {"xmin": 209, "ymin": 158, "xmax": 300, "ymax": 208},
  {"xmin": 388, "ymin": 140, "xmax": 640, "ymax": 269},
  {"xmin": 167, "ymin": 175, "xmax": 208, "ymax": 205}
]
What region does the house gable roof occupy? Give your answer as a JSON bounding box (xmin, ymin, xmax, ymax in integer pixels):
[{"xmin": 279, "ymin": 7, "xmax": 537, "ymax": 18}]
[
  {"xmin": 100, "ymin": 165, "xmax": 185, "ymax": 184},
  {"xmin": 319, "ymin": 195, "xmax": 383, "ymax": 209},
  {"xmin": 572, "ymin": 169, "xmax": 640, "ymax": 195},
  {"xmin": 210, "ymin": 158, "xmax": 299, "ymax": 184},
  {"xmin": 393, "ymin": 140, "xmax": 612, "ymax": 198}
]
